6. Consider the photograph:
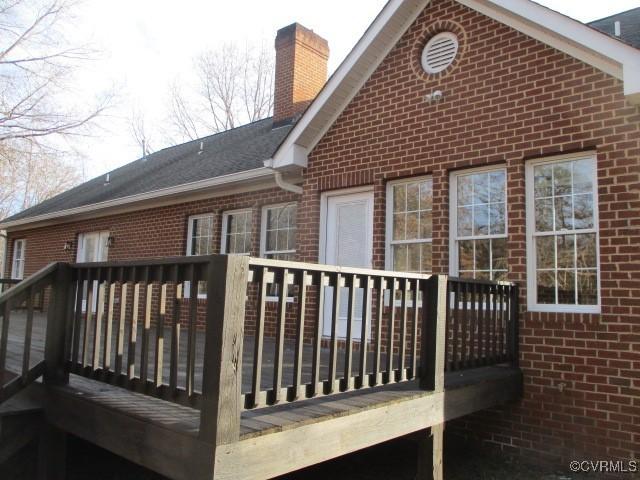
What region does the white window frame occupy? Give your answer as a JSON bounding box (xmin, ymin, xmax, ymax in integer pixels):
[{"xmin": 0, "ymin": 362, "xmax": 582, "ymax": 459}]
[
  {"xmin": 525, "ymin": 152, "xmax": 601, "ymax": 314},
  {"xmin": 385, "ymin": 175, "xmax": 433, "ymax": 273},
  {"xmin": 11, "ymin": 239, "xmax": 26, "ymax": 279},
  {"xmin": 185, "ymin": 213, "xmax": 215, "ymax": 299},
  {"xmin": 449, "ymin": 165, "xmax": 509, "ymax": 280},
  {"xmin": 259, "ymin": 203, "xmax": 297, "ymax": 260},
  {"xmin": 220, "ymin": 208, "xmax": 253, "ymax": 255}
]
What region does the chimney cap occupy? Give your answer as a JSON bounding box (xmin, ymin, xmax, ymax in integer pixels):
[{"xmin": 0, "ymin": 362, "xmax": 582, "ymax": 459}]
[{"xmin": 275, "ymin": 22, "xmax": 329, "ymax": 57}]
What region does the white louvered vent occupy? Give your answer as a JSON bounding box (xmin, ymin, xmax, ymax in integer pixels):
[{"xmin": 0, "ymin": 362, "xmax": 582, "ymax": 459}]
[{"xmin": 421, "ymin": 32, "xmax": 459, "ymax": 74}]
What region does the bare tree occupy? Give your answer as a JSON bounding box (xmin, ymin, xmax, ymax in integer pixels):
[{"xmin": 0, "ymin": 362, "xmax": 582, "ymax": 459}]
[
  {"xmin": 0, "ymin": 140, "xmax": 81, "ymax": 219},
  {"xmin": 0, "ymin": 0, "xmax": 111, "ymax": 145},
  {"xmin": 129, "ymin": 106, "xmax": 154, "ymax": 158},
  {"xmin": 166, "ymin": 41, "xmax": 274, "ymax": 142}
]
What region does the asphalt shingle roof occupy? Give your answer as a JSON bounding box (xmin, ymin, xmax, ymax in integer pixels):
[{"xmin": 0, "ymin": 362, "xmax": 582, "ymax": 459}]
[
  {"xmin": 588, "ymin": 7, "xmax": 640, "ymax": 49},
  {"xmin": 3, "ymin": 117, "xmax": 293, "ymax": 223}
]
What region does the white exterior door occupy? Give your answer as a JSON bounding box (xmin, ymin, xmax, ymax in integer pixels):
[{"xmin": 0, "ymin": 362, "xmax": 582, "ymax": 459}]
[
  {"xmin": 322, "ymin": 190, "xmax": 373, "ymax": 338},
  {"xmin": 77, "ymin": 232, "xmax": 109, "ymax": 311}
]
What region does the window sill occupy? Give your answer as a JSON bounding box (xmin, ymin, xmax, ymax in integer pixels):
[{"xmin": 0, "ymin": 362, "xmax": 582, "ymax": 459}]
[
  {"xmin": 527, "ymin": 304, "xmax": 600, "ymax": 314},
  {"xmin": 266, "ymin": 296, "xmax": 295, "ymax": 304}
]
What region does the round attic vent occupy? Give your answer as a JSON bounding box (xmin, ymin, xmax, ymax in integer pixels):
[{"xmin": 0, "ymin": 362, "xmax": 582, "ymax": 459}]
[{"xmin": 421, "ymin": 32, "xmax": 459, "ymax": 74}]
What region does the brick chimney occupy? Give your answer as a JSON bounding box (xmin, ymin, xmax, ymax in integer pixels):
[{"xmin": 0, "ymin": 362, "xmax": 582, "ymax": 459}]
[{"xmin": 273, "ymin": 23, "xmax": 329, "ymax": 125}]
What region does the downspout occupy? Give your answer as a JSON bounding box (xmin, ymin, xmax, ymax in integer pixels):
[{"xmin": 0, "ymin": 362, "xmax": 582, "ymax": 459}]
[{"xmin": 272, "ymin": 170, "xmax": 303, "ymax": 195}]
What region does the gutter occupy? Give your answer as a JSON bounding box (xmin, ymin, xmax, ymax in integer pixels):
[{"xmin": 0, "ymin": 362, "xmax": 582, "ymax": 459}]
[
  {"xmin": 0, "ymin": 167, "xmax": 275, "ymax": 230},
  {"xmin": 273, "ymin": 171, "xmax": 303, "ymax": 195}
]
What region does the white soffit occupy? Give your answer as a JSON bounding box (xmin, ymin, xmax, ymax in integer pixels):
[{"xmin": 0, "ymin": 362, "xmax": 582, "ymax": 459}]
[{"xmin": 273, "ymin": 0, "xmax": 640, "ymax": 170}]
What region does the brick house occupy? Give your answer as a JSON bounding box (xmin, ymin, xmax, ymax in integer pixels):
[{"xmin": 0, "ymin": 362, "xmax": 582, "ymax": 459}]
[{"xmin": 2, "ymin": 0, "xmax": 639, "ymax": 468}]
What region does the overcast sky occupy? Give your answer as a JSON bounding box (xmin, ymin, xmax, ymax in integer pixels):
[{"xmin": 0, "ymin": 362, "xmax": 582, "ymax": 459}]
[{"xmin": 69, "ymin": 0, "xmax": 639, "ymax": 179}]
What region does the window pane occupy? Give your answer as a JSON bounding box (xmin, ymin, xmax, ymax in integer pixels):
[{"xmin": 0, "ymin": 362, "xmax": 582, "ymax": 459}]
[
  {"xmin": 535, "ymin": 198, "xmax": 553, "ymax": 232},
  {"xmin": 473, "ymin": 204, "xmax": 488, "ymax": 236},
  {"xmin": 573, "ymin": 193, "xmax": 594, "ymax": 229},
  {"xmin": 277, "ymin": 230, "xmax": 288, "ymax": 251},
  {"xmin": 421, "ymin": 243, "xmax": 432, "ymax": 273},
  {"xmin": 573, "ymin": 159, "xmax": 593, "ymax": 194},
  {"xmin": 393, "ymin": 213, "xmax": 405, "ymax": 241},
  {"xmin": 537, "ymin": 271, "xmax": 555, "ymax": 304},
  {"xmin": 475, "ymin": 239, "xmax": 490, "ymax": 270},
  {"xmin": 553, "ymin": 162, "xmax": 572, "ymax": 196},
  {"xmin": 458, "ymin": 240, "xmax": 474, "ymax": 271},
  {"xmin": 393, "ymin": 184, "xmax": 406, "ymax": 212},
  {"xmin": 557, "ymin": 270, "xmax": 576, "ymax": 304},
  {"xmin": 267, "ymin": 230, "xmax": 277, "ymax": 251},
  {"xmin": 535, "ymin": 236, "xmax": 555, "ymax": 269},
  {"xmin": 489, "ymin": 170, "xmax": 506, "ymax": 203},
  {"xmin": 457, "ymin": 206, "xmax": 473, "ymax": 236},
  {"xmin": 420, "ymin": 181, "xmax": 433, "ymax": 210},
  {"xmin": 489, "ymin": 203, "xmax": 505, "ymax": 235},
  {"xmin": 576, "ymin": 234, "xmax": 597, "ymax": 268},
  {"xmin": 577, "ymin": 271, "xmax": 597, "ymax": 305},
  {"xmin": 393, "ymin": 245, "xmax": 407, "ymax": 271},
  {"xmin": 492, "ymin": 238, "xmax": 507, "ymax": 271},
  {"xmin": 473, "ymin": 174, "xmax": 489, "ymax": 204},
  {"xmin": 267, "ymin": 209, "xmax": 277, "ymax": 229},
  {"xmin": 407, "ymin": 243, "xmax": 421, "ymax": 272},
  {"xmin": 406, "ymin": 183, "xmax": 419, "ymax": 211},
  {"xmin": 554, "ymin": 196, "xmax": 573, "ymax": 230},
  {"xmin": 406, "ymin": 212, "xmax": 419, "ymax": 240},
  {"xmin": 276, "ymin": 208, "xmax": 289, "ymax": 229},
  {"xmin": 286, "ymin": 229, "xmax": 296, "ymax": 250},
  {"xmin": 556, "ymin": 235, "xmax": 575, "ymax": 269},
  {"xmin": 288, "ymin": 206, "xmax": 297, "ymax": 227},
  {"xmin": 534, "ymin": 164, "xmax": 553, "ymax": 198},
  {"xmin": 420, "ymin": 210, "xmax": 432, "ymax": 239},
  {"xmin": 457, "ymin": 175, "xmax": 473, "ymax": 205}
]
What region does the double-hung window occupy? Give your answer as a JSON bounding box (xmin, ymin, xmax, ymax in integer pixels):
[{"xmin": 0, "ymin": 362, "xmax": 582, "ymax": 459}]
[
  {"xmin": 260, "ymin": 204, "xmax": 297, "ymax": 261},
  {"xmin": 526, "ymin": 154, "xmax": 599, "ymax": 312},
  {"xmin": 186, "ymin": 214, "xmax": 215, "ymax": 297},
  {"xmin": 221, "ymin": 209, "xmax": 252, "ymax": 254},
  {"xmin": 450, "ymin": 167, "xmax": 508, "ymax": 281},
  {"xmin": 11, "ymin": 239, "xmax": 26, "ymax": 279},
  {"xmin": 386, "ymin": 177, "xmax": 433, "ymax": 273}
]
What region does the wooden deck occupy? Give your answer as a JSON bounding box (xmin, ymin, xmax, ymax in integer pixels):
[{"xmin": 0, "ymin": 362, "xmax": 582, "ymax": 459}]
[
  {"xmin": 0, "ymin": 257, "xmax": 522, "ymax": 480},
  {"xmin": 3, "ymin": 310, "xmax": 521, "ymax": 480}
]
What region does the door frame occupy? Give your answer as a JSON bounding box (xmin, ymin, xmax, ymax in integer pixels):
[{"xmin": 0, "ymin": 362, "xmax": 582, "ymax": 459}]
[{"xmin": 319, "ymin": 185, "xmax": 375, "ymax": 265}]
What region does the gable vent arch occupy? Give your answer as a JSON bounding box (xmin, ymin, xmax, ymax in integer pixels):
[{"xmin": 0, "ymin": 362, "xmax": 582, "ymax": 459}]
[{"xmin": 421, "ymin": 32, "xmax": 459, "ymax": 74}]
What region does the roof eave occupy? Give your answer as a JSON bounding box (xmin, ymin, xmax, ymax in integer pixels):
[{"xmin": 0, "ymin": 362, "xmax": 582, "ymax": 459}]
[{"xmin": 0, "ymin": 167, "xmax": 281, "ymax": 231}]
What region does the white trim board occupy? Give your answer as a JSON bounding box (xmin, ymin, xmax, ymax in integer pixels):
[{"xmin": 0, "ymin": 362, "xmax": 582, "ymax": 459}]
[{"xmin": 272, "ymin": 0, "xmax": 640, "ymax": 171}]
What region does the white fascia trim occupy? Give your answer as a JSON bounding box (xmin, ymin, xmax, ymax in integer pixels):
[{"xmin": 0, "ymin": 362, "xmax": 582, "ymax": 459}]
[
  {"xmin": 272, "ymin": 0, "xmax": 431, "ymax": 170},
  {"xmin": 460, "ymin": 0, "xmax": 640, "ymax": 101},
  {"xmin": 0, "ymin": 167, "xmax": 275, "ymax": 230}
]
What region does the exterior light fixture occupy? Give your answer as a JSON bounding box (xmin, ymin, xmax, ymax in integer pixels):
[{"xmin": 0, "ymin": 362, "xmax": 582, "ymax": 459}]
[
  {"xmin": 106, "ymin": 236, "xmax": 115, "ymax": 248},
  {"xmin": 63, "ymin": 241, "xmax": 73, "ymax": 252}
]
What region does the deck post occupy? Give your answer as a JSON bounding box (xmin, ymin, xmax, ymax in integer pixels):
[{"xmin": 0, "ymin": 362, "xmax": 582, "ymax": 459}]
[
  {"xmin": 44, "ymin": 263, "xmax": 71, "ymax": 386},
  {"xmin": 37, "ymin": 423, "xmax": 67, "ymax": 480},
  {"xmin": 417, "ymin": 423, "xmax": 444, "ymax": 480},
  {"xmin": 419, "ymin": 274, "xmax": 447, "ymax": 391},
  {"xmin": 199, "ymin": 254, "xmax": 249, "ymax": 446},
  {"xmin": 508, "ymin": 284, "xmax": 520, "ymax": 367}
]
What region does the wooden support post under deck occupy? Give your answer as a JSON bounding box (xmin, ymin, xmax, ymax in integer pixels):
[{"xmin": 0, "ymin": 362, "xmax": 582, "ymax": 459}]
[
  {"xmin": 418, "ymin": 275, "xmax": 447, "ymax": 479},
  {"xmin": 199, "ymin": 255, "xmax": 249, "ymax": 446},
  {"xmin": 417, "ymin": 423, "xmax": 444, "ymax": 480},
  {"xmin": 37, "ymin": 423, "xmax": 67, "ymax": 480}
]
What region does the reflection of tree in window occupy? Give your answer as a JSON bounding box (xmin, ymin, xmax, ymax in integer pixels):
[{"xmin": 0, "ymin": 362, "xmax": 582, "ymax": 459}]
[
  {"xmin": 390, "ymin": 178, "xmax": 432, "ymax": 273},
  {"xmin": 532, "ymin": 159, "xmax": 597, "ymax": 306},
  {"xmin": 454, "ymin": 169, "xmax": 507, "ymax": 281}
]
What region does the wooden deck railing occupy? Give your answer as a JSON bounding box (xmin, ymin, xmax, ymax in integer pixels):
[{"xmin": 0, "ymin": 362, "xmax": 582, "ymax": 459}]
[
  {"xmin": 0, "ymin": 278, "xmax": 21, "ymax": 294},
  {"xmin": 446, "ymin": 278, "xmax": 519, "ymax": 372},
  {"xmin": 0, "ymin": 255, "xmax": 520, "ymax": 449},
  {"xmin": 0, "ymin": 263, "xmax": 69, "ymax": 401}
]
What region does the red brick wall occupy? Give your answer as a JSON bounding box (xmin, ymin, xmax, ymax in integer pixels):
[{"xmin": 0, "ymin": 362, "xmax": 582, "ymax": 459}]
[
  {"xmin": 298, "ymin": 0, "xmax": 639, "ymax": 466},
  {"xmin": 6, "ymin": 188, "xmax": 298, "ymax": 278}
]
